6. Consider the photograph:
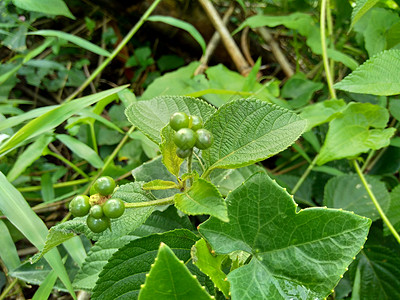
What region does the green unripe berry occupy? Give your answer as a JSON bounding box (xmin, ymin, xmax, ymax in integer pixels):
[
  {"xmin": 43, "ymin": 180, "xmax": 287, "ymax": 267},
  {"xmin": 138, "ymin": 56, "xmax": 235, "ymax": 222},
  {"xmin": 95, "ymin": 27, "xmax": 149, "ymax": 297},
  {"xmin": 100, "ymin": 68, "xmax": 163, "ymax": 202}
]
[
  {"xmin": 170, "ymin": 112, "xmax": 189, "ymax": 131},
  {"xmin": 90, "ymin": 205, "xmax": 104, "ymax": 219},
  {"xmin": 86, "ymin": 215, "xmax": 110, "ymax": 233},
  {"xmin": 93, "ymin": 176, "xmax": 116, "ymax": 196},
  {"xmin": 69, "ymin": 195, "xmax": 90, "ymax": 217},
  {"xmin": 103, "ymin": 198, "xmax": 125, "ymax": 219},
  {"xmin": 174, "ymin": 128, "xmax": 196, "ymax": 150},
  {"xmin": 176, "ymin": 147, "xmax": 192, "ymax": 158},
  {"xmin": 195, "ymin": 129, "xmax": 214, "ymax": 150},
  {"xmin": 189, "ymin": 115, "xmax": 203, "ymax": 131}
]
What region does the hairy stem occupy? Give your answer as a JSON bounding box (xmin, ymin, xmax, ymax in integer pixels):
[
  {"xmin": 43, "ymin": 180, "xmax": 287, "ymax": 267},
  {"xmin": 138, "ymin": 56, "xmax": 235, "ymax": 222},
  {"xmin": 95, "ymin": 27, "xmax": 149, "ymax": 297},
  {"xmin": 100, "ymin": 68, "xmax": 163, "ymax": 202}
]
[
  {"xmin": 320, "ymin": 0, "xmax": 336, "ymax": 99},
  {"xmin": 353, "ymin": 160, "xmax": 400, "ymax": 244}
]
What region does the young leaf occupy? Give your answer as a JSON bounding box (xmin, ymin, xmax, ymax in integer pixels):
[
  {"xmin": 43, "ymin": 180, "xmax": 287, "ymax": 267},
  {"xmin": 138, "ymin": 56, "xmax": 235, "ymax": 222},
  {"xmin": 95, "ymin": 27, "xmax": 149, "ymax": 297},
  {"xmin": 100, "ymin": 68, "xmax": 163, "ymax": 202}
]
[
  {"xmin": 192, "ymin": 238, "xmax": 230, "ymax": 298},
  {"xmin": 138, "ymin": 243, "xmax": 212, "ymax": 300},
  {"xmin": 92, "ymin": 229, "xmax": 199, "ymax": 300},
  {"xmin": 160, "ymin": 125, "xmax": 184, "ymax": 177},
  {"xmin": 143, "ymin": 179, "xmax": 179, "ymax": 190},
  {"xmin": 12, "ymin": 0, "xmax": 75, "ymax": 19},
  {"xmin": 0, "ymin": 85, "xmax": 128, "ymax": 156},
  {"xmin": 202, "ymin": 99, "xmax": 306, "ymax": 173},
  {"xmin": 199, "ymin": 172, "xmax": 371, "ymax": 299},
  {"xmin": 317, "ymin": 102, "xmax": 395, "ymax": 165},
  {"xmin": 334, "ymin": 50, "xmax": 400, "ymax": 95},
  {"xmin": 324, "ymin": 174, "xmax": 390, "ymax": 221},
  {"xmin": 125, "ymin": 96, "xmax": 216, "ymax": 144},
  {"xmin": 300, "ymin": 99, "xmax": 346, "ymax": 131},
  {"xmin": 174, "ymin": 179, "xmax": 228, "ymax": 222},
  {"xmin": 350, "ymin": 0, "xmax": 380, "ymax": 29}
]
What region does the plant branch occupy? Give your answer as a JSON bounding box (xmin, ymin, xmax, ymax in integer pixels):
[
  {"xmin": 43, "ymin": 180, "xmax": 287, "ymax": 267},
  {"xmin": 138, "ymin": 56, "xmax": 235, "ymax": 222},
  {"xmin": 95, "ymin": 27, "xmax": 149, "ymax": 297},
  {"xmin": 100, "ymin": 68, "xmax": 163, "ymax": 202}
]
[
  {"xmin": 353, "ymin": 160, "xmax": 400, "ymax": 244},
  {"xmin": 320, "ymin": 0, "xmax": 336, "ymax": 99},
  {"xmin": 65, "ymin": 0, "xmax": 162, "ymax": 102}
]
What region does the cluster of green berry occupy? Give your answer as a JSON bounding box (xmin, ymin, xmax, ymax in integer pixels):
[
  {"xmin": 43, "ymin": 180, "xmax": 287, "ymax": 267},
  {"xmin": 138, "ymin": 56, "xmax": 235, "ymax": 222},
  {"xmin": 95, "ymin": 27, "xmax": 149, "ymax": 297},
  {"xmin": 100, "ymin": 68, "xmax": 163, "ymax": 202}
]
[
  {"xmin": 69, "ymin": 176, "xmax": 125, "ymax": 233},
  {"xmin": 169, "ymin": 112, "xmax": 214, "ymax": 158}
]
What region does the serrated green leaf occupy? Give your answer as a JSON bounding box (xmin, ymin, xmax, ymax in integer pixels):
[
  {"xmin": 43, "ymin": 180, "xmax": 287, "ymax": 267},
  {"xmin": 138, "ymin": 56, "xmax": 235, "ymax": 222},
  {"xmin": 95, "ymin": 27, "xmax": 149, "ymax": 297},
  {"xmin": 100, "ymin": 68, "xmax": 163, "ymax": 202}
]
[
  {"xmin": 6, "ymin": 134, "xmax": 53, "ymax": 182},
  {"xmin": 300, "ymin": 99, "xmax": 346, "ymax": 131},
  {"xmin": 202, "ymin": 99, "xmax": 306, "ymax": 172},
  {"xmin": 385, "ymin": 185, "xmax": 400, "ymax": 235},
  {"xmin": 32, "ymin": 182, "xmax": 154, "ymax": 263},
  {"xmin": 73, "ymin": 206, "xmax": 193, "ymax": 291},
  {"xmin": 139, "ymin": 243, "xmax": 212, "ymax": 300},
  {"xmin": 28, "ymin": 30, "xmax": 111, "ymax": 56},
  {"xmin": 0, "ymin": 85, "xmax": 127, "ymax": 156},
  {"xmin": 175, "ymin": 179, "xmax": 228, "ymax": 222},
  {"xmin": 147, "ymin": 16, "xmax": 206, "ymax": 54},
  {"xmin": 192, "ymin": 239, "xmax": 230, "ymax": 297},
  {"xmin": 56, "ymin": 134, "xmax": 104, "ymax": 168},
  {"xmin": 12, "ymin": 0, "xmax": 75, "ymax": 19},
  {"xmin": 350, "ymin": 0, "xmax": 379, "ymax": 29},
  {"xmin": 334, "ymin": 50, "xmax": 400, "ymax": 96},
  {"xmin": 317, "ymin": 102, "xmax": 395, "ymax": 165},
  {"xmin": 160, "ymin": 125, "xmax": 184, "ymax": 177},
  {"xmin": 324, "ymin": 174, "xmax": 390, "ymax": 221},
  {"xmin": 199, "ymin": 172, "xmax": 371, "ymax": 299},
  {"xmin": 125, "ymin": 96, "xmax": 216, "ymax": 144},
  {"xmin": 350, "ymin": 245, "xmax": 400, "ymax": 299},
  {"xmin": 92, "ymin": 229, "xmax": 200, "ymax": 300},
  {"xmin": 143, "ymin": 179, "xmax": 179, "ymax": 190}
]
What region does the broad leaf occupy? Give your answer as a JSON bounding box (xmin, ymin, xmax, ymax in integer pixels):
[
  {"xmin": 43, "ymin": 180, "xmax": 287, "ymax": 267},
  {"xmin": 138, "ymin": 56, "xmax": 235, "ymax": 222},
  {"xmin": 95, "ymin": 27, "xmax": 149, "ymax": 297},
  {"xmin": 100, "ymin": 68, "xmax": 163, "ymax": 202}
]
[
  {"xmin": 32, "ymin": 182, "xmax": 154, "ymax": 262},
  {"xmin": 350, "ymin": 244, "xmax": 400, "ymax": 299},
  {"xmin": 138, "ymin": 243, "xmax": 212, "ymax": 300},
  {"xmin": 192, "ymin": 238, "xmax": 230, "ymax": 298},
  {"xmin": 199, "ymin": 172, "xmax": 371, "ymax": 299},
  {"xmin": 92, "ymin": 229, "xmax": 200, "ymax": 300},
  {"xmin": 125, "ymin": 96, "xmax": 216, "ymax": 144},
  {"xmin": 73, "ymin": 206, "xmax": 193, "ymax": 291},
  {"xmin": 385, "ymin": 185, "xmax": 400, "ymax": 235},
  {"xmin": 324, "ymin": 174, "xmax": 390, "ymax": 221},
  {"xmin": 300, "ymin": 99, "xmax": 346, "ymax": 131},
  {"xmin": 12, "ymin": 0, "xmax": 75, "ymax": 19},
  {"xmin": 202, "ymin": 99, "xmax": 306, "ymax": 172},
  {"xmin": 317, "ymin": 102, "xmax": 395, "ymax": 165},
  {"xmin": 160, "ymin": 125, "xmax": 184, "ymax": 177},
  {"xmin": 174, "ymin": 179, "xmax": 228, "ymax": 222},
  {"xmin": 334, "ymin": 50, "xmax": 400, "ymax": 96}
]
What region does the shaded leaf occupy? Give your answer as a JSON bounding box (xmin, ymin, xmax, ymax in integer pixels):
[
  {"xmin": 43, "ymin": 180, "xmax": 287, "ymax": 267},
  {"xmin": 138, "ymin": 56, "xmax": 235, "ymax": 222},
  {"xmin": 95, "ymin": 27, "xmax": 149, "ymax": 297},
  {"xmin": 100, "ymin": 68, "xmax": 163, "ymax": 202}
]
[
  {"xmin": 199, "ymin": 172, "xmax": 371, "ymax": 299},
  {"xmin": 12, "ymin": 0, "xmax": 75, "ymax": 19}
]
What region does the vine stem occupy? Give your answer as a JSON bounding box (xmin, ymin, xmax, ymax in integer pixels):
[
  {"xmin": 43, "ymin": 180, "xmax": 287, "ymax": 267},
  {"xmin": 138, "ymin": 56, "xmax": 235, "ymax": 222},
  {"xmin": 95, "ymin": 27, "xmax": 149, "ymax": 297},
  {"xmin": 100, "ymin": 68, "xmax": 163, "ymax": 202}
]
[
  {"xmin": 125, "ymin": 196, "xmax": 175, "ymax": 208},
  {"xmin": 291, "ymin": 155, "xmax": 319, "ymax": 195},
  {"xmin": 65, "ymin": 0, "xmax": 162, "ymax": 102},
  {"xmin": 353, "ymin": 160, "xmax": 400, "ymax": 244},
  {"xmin": 320, "ymin": 0, "xmax": 336, "ymax": 99}
]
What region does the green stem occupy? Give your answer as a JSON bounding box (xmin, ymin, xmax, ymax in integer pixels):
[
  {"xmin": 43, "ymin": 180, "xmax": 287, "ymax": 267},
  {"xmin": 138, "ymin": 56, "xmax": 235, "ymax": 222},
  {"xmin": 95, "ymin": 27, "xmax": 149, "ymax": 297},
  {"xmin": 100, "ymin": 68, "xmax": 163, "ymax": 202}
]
[
  {"xmin": 360, "ymin": 150, "xmax": 375, "ymax": 173},
  {"xmin": 353, "ymin": 160, "xmax": 400, "ymax": 244},
  {"xmin": 65, "ymin": 0, "xmax": 162, "ymax": 102},
  {"xmin": 0, "ymin": 278, "xmax": 18, "ymax": 300},
  {"xmin": 320, "ymin": 0, "xmax": 336, "ymax": 99},
  {"xmin": 88, "ymin": 122, "xmax": 98, "ymax": 154},
  {"xmin": 18, "ymin": 178, "xmax": 92, "ymax": 192},
  {"xmin": 45, "ymin": 150, "xmax": 89, "ymax": 179},
  {"xmin": 292, "ymin": 155, "xmax": 318, "ymax": 195},
  {"xmin": 187, "ymin": 150, "xmax": 193, "ymax": 186},
  {"xmin": 125, "ymin": 196, "xmax": 175, "ymax": 208}
]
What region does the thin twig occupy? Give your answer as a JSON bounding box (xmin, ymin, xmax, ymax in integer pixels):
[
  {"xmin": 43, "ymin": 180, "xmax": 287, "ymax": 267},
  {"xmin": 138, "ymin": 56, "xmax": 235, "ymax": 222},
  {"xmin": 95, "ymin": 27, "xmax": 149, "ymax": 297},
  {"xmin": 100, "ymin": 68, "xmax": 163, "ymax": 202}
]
[{"xmin": 241, "ymin": 27, "xmax": 255, "ymax": 66}]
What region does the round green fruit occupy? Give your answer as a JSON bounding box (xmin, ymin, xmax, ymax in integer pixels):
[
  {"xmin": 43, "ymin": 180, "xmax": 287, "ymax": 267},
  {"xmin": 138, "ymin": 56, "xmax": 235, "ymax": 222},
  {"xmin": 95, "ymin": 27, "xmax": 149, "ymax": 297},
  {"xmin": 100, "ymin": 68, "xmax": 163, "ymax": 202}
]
[
  {"xmin": 176, "ymin": 147, "xmax": 192, "ymax": 158},
  {"xmin": 189, "ymin": 115, "xmax": 203, "ymax": 131},
  {"xmin": 174, "ymin": 128, "xmax": 196, "ymax": 150},
  {"xmin": 195, "ymin": 129, "xmax": 214, "ymax": 150},
  {"xmin": 90, "ymin": 205, "xmax": 104, "ymax": 219},
  {"xmin": 103, "ymin": 198, "xmax": 125, "ymax": 219},
  {"xmin": 93, "ymin": 176, "xmax": 116, "ymax": 196},
  {"xmin": 69, "ymin": 195, "xmax": 90, "ymax": 217},
  {"xmin": 170, "ymin": 112, "xmax": 189, "ymax": 131},
  {"xmin": 86, "ymin": 215, "xmax": 110, "ymax": 233}
]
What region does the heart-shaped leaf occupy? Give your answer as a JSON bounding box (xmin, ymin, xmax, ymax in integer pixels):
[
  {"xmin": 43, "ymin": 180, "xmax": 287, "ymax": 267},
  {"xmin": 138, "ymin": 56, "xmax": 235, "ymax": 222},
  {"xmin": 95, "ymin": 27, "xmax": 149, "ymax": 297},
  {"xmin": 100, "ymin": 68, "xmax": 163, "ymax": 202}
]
[
  {"xmin": 199, "ymin": 172, "xmax": 371, "ymax": 299},
  {"xmin": 202, "ymin": 99, "xmax": 306, "ymax": 173}
]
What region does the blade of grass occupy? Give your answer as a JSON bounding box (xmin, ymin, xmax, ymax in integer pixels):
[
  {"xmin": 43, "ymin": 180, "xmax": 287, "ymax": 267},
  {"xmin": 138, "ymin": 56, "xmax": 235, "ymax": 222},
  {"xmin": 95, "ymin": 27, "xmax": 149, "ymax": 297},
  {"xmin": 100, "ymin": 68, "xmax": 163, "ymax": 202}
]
[{"xmin": 0, "ymin": 220, "xmax": 20, "ymax": 271}]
